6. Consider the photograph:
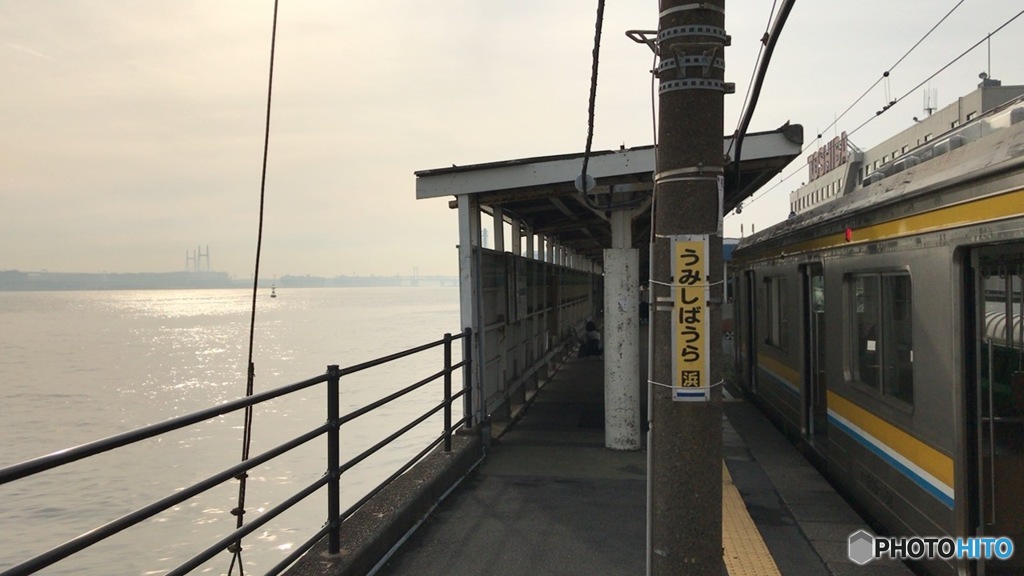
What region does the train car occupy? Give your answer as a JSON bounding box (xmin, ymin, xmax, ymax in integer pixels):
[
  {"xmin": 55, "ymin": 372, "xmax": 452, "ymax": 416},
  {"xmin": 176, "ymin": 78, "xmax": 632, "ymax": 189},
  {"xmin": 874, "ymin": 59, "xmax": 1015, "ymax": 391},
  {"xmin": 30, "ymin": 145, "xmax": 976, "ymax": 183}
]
[{"xmin": 731, "ymin": 85, "xmax": 1024, "ymax": 576}]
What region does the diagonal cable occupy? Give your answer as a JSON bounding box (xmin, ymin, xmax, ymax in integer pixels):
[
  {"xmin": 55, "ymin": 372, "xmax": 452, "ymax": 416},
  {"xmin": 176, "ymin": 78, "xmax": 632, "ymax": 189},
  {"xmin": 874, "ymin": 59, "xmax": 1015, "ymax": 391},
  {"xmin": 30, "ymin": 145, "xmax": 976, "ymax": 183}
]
[
  {"xmin": 229, "ymin": 1, "xmax": 280, "ymax": 574},
  {"xmin": 726, "ymin": 0, "xmax": 778, "ymax": 160},
  {"xmin": 846, "ymin": 7, "xmax": 1024, "ymax": 140},
  {"xmin": 805, "ymin": 0, "xmax": 966, "ymax": 148},
  {"xmin": 739, "ymin": 5, "xmax": 1022, "ymax": 213}
]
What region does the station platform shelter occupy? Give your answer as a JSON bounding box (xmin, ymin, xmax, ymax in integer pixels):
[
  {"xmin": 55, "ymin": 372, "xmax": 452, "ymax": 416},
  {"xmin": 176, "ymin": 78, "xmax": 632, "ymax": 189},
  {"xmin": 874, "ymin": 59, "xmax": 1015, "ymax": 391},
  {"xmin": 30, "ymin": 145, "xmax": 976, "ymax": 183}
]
[{"xmin": 414, "ymin": 126, "xmax": 803, "ymax": 450}]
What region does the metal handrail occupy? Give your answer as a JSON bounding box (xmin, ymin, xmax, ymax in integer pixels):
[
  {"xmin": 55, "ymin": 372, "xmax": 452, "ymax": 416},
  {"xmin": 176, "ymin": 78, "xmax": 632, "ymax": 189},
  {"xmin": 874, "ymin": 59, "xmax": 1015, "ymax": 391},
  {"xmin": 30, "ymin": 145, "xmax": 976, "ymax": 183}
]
[
  {"xmin": 0, "ymin": 328, "xmax": 472, "ymax": 576},
  {"xmin": 0, "ymin": 373, "xmax": 328, "ymax": 484}
]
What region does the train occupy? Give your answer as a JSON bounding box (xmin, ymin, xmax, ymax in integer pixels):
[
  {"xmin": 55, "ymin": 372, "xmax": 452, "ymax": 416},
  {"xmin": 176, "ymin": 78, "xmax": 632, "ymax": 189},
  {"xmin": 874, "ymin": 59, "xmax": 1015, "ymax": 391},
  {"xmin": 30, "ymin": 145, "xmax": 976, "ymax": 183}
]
[{"xmin": 730, "ymin": 80, "xmax": 1024, "ymax": 576}]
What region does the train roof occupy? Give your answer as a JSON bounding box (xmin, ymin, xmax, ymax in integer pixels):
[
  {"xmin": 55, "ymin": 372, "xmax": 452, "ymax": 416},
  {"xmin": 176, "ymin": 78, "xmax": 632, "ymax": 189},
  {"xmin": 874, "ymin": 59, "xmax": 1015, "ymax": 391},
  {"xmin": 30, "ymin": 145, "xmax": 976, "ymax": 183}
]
[
  {"xmin": 789, "ymin": 81, "xmax": 1024, "ymax": 217},
  {"xmin": 735, "ymin": 93, "xmax": 1024, "ymax": 259}
]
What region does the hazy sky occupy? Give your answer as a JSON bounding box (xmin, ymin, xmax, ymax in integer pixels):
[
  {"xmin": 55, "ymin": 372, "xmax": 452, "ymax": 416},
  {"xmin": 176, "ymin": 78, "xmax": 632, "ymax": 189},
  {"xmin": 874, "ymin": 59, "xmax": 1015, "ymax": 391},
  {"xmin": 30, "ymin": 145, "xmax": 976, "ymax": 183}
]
[{"xmin": 3, "ymin": 1, "xmax": 1022, "ymax": 278}]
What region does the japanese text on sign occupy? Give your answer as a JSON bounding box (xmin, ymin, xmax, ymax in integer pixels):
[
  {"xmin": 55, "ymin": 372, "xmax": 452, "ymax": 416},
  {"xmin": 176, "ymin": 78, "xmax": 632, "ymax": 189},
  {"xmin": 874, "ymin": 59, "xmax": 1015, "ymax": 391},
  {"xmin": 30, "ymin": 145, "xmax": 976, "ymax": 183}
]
[{"xmin": 671, "ymin": 236, "xmax": 710, "ymax": 402}]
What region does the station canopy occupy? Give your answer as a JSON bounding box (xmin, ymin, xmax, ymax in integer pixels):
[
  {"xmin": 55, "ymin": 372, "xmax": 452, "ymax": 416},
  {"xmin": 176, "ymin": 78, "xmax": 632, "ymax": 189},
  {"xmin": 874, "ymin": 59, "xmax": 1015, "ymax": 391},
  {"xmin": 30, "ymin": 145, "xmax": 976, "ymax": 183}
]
[{"xmin": 415, "ymin": 124, "xmax": 803, "ymax": 270}]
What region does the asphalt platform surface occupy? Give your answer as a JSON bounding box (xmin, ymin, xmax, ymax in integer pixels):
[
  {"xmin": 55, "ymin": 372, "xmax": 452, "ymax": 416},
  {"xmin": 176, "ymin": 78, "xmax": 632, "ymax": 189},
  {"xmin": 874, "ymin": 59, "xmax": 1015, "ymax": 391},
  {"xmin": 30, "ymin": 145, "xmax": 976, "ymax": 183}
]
[{"xmin": 375, "ymin": 346, "xmax": 916, "ymax": 576}]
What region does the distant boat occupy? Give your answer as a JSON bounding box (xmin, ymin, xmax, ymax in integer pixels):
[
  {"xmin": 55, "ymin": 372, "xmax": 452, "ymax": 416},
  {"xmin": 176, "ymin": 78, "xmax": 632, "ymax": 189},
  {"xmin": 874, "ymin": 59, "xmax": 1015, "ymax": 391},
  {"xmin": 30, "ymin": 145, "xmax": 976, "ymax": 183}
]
[{"xmin": 271, "ymin": 285, "xmax": 277, "ymax": 298}]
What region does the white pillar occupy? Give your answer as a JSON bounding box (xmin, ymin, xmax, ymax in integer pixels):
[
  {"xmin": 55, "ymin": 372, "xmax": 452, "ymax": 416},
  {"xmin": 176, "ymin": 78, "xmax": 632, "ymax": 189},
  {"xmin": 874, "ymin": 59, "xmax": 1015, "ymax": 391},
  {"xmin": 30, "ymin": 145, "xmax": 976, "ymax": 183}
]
[
  {"xmin": 458, "ymin": 195, "xmax": 483, "ymax": 426},
  {"xmin": 604, "ymin": 210, "xmax": 640, "ymax": 450},
  {"xmin": 510, "ymin": 217, "xmax": 525, "ymax": 383},
  {"xmin": 492, "ymin": 207, "xmax": 505, "ymax": 253},
  {"xmin": 511, "ymin": 217, "xmax": 522, "ymax": 257}
]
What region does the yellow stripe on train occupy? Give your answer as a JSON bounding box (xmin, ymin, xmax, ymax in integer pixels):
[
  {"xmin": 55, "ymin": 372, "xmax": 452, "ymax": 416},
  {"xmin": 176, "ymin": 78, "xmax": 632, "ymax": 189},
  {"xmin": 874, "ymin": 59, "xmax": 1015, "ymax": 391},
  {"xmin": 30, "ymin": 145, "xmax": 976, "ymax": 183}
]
[
  {"xmin": 753, "ymin": 354, "xmax": 955, "ymax": 498},
  {"xmin": 828, "ymin": 391, "xmax": 954, "ymax": 491},
  {"xmin": 756, "ymin": 353, "xmax": 800, "ymax": 395},
  {"xmin": 747, "ymin": 186, "xmax": 1024, "ymax": 260}
]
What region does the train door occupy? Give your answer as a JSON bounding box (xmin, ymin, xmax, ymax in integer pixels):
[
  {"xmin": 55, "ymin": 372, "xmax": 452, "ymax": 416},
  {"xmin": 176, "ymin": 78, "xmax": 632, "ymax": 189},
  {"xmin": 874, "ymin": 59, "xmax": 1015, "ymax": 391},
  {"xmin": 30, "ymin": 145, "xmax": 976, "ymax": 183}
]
[
  {"xmin": 970, "ymin": 245, "xmax": 1024, "ymax": 575},
  {"xmin": 742, "ymin": 270, "xmax": 757, "ymax": 393},
  {"xmin": 802, "ymin": 264, "xmax": 828, "ymax": 443}
]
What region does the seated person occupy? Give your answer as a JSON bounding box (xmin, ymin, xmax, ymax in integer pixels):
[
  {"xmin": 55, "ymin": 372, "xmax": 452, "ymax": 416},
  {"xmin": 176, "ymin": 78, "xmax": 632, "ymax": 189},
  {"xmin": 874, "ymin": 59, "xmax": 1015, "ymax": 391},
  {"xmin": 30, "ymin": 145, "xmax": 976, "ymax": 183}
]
[{"xmin": 579, "ymin": 321, "xmax": 602, "ymax": 358}]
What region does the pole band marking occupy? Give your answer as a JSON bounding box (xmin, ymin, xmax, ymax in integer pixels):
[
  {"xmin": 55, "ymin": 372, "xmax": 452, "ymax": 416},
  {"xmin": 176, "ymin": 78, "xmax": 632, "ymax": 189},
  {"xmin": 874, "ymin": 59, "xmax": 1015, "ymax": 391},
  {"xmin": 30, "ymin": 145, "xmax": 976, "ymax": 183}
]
[{"xmin": 659, "ymin": 3, "xmax": 726, "ymax": 18}]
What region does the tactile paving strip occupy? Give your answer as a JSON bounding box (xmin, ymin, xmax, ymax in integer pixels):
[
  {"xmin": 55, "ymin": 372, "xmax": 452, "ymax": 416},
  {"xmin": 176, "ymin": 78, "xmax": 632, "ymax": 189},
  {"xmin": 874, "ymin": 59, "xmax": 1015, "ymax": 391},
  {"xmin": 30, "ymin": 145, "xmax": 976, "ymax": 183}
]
[{"xmin": 722, "ymin": 462, "xmax": 782, "ymax": 576}]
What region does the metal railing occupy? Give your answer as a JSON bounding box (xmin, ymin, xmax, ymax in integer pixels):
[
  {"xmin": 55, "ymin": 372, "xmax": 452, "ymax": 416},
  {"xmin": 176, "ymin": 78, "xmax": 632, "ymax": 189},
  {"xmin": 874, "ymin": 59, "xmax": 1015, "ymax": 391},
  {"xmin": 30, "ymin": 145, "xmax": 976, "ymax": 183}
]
[{"xmin": 0, "ymin": 329, "xmax": 473, "ymax": 576}]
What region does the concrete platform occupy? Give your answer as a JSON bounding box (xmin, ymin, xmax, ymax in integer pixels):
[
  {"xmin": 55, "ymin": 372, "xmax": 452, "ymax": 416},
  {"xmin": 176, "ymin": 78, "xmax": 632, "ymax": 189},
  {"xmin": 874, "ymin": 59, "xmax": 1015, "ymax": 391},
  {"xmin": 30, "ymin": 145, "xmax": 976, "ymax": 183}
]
[
  {"xmin": 723, "ymin": 399, "xmax": 914, "ymax": 576},
  {"xmin": 373, "ymin": 349, "xmax": 917, "ymax": 576}
]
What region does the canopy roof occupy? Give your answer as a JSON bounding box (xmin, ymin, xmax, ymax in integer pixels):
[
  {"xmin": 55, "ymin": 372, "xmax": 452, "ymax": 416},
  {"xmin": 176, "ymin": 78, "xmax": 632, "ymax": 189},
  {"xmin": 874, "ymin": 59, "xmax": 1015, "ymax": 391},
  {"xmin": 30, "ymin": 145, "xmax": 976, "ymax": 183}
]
[{"xmin": 416, "ymin": 124, "xmax": 803, "ymax": 269}]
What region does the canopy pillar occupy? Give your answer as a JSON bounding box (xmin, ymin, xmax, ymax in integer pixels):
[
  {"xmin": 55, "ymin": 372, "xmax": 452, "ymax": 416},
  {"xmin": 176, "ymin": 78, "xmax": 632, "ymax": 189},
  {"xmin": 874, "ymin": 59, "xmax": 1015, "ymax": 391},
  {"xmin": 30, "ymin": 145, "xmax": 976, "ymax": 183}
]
[{"xmin": 604, "ymin": 209, "xmax": 641, "ymax": 450}]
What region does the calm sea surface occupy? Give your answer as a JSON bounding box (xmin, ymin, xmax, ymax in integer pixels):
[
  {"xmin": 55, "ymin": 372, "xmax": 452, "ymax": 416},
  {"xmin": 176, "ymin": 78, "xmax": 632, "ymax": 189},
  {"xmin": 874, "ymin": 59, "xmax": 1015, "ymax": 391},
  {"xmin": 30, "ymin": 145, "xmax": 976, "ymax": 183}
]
[{"xmin": 0, "ymin": 287, "xmax": 461, "ymax": 575}]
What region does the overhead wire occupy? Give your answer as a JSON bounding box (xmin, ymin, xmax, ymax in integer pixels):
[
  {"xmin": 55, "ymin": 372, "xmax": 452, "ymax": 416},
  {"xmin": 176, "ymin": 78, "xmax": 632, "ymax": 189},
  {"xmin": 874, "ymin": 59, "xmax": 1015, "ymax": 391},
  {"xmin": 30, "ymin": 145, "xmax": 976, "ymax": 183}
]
[
  {"xmin": 725, "ymin": 0, "xmax": 779, "ymax": 162},
  {"xmin": 229, "ymin": 1, "xmax": 280, "ymax": 574},
  {"xmin": 738, "ymin": 0, "xmax": 967, "ymax": 210},
  {"xmin": 889, "ymin": 0, "xmax": 966, "ymax": 72},
  {"xmin": 742, "ymin": 7, "xmax": 1024, "ymax": 211},
  {"xmin": 728, "ymin": 0, "xmax": 796, "ymax": 196},
  {"xmin": 845, "ymin": 7, "xmax": 1024, "ymax": 141},
  {"xmin": 802, "ymin": 0, "xmax": 962, "ymax": 147},
  {"xmin": 734, "ymin": 0, "xmax": 1014, "ymax": 214}
]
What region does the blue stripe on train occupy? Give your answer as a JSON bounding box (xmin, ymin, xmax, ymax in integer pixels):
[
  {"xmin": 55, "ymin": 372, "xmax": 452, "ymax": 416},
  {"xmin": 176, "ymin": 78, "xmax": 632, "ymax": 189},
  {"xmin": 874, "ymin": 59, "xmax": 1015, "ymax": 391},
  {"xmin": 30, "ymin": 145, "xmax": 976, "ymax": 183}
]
[{"xmin": 828, "ymin": 413, "xmax": 954, "ymax": 510}]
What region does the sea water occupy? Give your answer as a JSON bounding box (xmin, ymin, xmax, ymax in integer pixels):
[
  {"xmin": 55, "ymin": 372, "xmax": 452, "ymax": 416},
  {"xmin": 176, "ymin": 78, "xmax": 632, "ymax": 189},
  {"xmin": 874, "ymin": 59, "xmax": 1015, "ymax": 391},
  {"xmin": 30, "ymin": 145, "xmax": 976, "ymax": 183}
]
[{"xmin": 0, "ymin": 287, "xmax": 460, "ymax": 575}]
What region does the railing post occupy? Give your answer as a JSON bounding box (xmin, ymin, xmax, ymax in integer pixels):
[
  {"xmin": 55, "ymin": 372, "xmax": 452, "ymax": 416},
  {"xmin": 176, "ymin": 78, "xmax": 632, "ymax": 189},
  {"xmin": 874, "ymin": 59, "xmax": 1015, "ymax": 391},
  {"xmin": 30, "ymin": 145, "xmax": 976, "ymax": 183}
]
[
  {"xmin": 462, "ymin": 327, "xmax": 473, "ymax": 428},
  {"xmin": 326, "ymin": 364, "xmax": 341, "ymax": 555},
  {"xmin": 443, "ymin": 333, "xmax": 453, "ymax": 452}
]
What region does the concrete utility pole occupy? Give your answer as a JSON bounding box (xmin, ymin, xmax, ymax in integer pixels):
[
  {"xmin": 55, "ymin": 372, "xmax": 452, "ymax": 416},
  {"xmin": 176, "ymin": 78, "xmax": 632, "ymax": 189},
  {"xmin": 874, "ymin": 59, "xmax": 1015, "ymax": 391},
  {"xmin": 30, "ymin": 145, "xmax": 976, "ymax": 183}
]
[{"xmin": 649, "ymin": 0, "xmax": 727, "ymax": 574}]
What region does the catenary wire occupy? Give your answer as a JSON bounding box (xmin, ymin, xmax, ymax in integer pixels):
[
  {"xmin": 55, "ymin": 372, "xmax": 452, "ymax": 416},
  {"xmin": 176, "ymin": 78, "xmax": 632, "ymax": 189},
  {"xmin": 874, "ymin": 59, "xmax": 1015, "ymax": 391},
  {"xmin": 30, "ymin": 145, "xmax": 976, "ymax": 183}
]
[
  {"xmin": 845, "ymin": 7, "xmax": 1024, "ymax": 141},
  {"xmin": 739, "ymin": 0, "xmax": 969, "ymax": 210},
  {"xmin": 729, "ymin": 0, "xmax": 796, "ymax": 194},
  {"xmin": 725, "ymin": 0, "xmax": 778, "ymax": 160},
  {"xmin": 807, "ymin": 0, "xmax": 966, "ymax": 147},
  {"xmin": 737, "ymin": 5, "xmax": 1021, "ymax": 214}
]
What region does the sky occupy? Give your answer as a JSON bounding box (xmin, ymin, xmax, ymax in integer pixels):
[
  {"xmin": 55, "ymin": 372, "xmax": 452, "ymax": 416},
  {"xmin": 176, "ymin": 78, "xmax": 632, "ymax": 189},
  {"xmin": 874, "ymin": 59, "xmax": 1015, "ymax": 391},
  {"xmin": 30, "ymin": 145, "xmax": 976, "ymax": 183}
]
[{"xmin": 2, "ymin": 1, "xmax": 1023, "ymax": 278}]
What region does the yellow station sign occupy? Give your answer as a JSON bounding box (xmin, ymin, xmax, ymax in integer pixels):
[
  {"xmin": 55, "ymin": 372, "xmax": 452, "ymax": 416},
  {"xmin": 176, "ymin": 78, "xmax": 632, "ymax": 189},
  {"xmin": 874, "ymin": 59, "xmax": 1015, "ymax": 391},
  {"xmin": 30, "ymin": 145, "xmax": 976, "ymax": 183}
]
[{"xmin": 671, "ymin": 235, "xmax": 710, "ymax": 401}]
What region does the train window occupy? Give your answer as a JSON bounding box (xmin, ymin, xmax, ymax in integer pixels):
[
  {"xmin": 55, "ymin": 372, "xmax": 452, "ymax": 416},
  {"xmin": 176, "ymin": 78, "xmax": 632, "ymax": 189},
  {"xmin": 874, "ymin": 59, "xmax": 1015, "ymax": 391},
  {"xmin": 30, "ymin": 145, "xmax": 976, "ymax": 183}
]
[
  {"xmin": 764, "ymin": 276, "xmax": 789, "ymax": 350},
  {"xmin": 882, "ymin": 275, "xmax": 914, "ymax": 403},
  {"xmin": 849, "ymin": 273, "xmax": 914, "ymax": 404},
  {"xmin": 852, "ymin": 276, "xmax": 881, "ymax": 390}
]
